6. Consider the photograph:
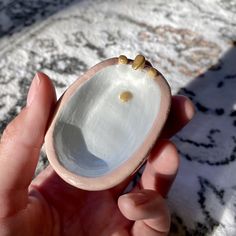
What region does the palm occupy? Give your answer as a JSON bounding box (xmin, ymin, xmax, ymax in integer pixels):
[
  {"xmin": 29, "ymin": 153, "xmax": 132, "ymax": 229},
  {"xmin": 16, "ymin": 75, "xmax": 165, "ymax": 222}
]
[{"xmin": 30, "ymin": 168, "xmax": 130, "ymax": 236}]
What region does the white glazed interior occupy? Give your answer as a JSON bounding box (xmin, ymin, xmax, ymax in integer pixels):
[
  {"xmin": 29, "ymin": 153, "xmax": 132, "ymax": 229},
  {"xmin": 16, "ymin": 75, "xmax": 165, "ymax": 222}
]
[{"xmin": 53, "ymin": 64, "xmax": 161, "ymax": 177}]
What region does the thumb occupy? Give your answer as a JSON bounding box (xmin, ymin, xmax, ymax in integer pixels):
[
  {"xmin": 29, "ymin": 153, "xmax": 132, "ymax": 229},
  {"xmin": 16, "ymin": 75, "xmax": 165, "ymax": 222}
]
[{"xmin": 0, "ymin": 72, "xmax": 56, "ymax": 218}]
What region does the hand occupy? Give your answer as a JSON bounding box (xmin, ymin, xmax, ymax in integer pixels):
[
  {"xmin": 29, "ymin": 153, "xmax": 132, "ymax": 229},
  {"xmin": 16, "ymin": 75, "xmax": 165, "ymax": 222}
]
[{"xmin": 0, "ymin": 72, "xmax": 194, "ymax": 236}]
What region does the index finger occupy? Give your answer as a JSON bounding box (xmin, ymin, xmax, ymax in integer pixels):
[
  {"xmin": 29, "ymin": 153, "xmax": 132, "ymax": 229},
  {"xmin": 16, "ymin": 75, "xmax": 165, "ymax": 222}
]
[{"xmin": 160, "ymin": 95, "xmax": 195, "ymax": 139}]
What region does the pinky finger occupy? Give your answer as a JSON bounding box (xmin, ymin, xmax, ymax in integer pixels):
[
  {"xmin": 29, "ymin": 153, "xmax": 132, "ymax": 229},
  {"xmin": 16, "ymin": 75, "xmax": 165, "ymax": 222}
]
[{"xmin": 118, "ymin": 190, "xmax": 170, "ymax": 235}]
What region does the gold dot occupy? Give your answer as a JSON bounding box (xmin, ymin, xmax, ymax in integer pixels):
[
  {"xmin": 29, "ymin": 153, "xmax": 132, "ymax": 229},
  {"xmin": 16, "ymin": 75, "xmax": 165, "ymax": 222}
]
[
  {"xmin": 132, "ymin": 54, "xmax": 146, "ymax": 70},
  {"xmin": 118, "ymin": 55, "xmax": 128, "ymax": 64},
  {"xmin": 119, "ymin": 91, "xmax": 133, "ymax": 103},
  {"xmin": 147, "ymin": 68, "xmax": 158, "ymax": 78}
]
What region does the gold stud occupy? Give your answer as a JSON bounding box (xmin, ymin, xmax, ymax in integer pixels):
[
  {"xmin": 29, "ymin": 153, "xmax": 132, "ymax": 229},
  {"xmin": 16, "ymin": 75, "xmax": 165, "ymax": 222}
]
[
  {"xmin": 147, "ymin": 68, "xmax": 158, "ymax": 78},
  {"xmin": 118, "ymin": 55, "xmax": 128, "ymax": 64},
  {"xmin": 119, "ymin": 91, "xmax": 133, "ymax": 103},
  {"xmin": 132, "ymin": 55, "xmax": 145, "ymax": 70}
]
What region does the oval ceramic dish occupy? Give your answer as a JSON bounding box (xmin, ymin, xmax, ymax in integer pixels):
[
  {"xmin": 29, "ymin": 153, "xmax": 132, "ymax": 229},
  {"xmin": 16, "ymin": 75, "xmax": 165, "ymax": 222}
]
[{"xmin": 45, "ymin": 55, "xmax": 171, "ymax": 191}]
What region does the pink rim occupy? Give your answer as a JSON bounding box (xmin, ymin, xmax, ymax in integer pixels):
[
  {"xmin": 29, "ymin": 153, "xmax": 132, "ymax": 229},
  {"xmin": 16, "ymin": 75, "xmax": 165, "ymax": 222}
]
[{"xmin": 45, "ymin": 57, "xmax": 171, "ymax": 190}]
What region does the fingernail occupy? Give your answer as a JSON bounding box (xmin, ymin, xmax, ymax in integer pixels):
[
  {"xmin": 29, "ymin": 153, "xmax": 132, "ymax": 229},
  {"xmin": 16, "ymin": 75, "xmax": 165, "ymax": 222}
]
[
  {"xmin": 184, "ymin": 98, "xmax": 195, "ymax": 120},
  {"xmin": 126, "ymin": 192, "xmax": 149, "ymax": 206},
  {"xmin": 27, "ymin": 73, "xmax": 41, "ymax": 107}
]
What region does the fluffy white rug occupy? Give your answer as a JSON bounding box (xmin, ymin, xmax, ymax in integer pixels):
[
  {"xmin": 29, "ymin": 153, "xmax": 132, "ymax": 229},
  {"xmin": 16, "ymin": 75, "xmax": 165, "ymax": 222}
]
[{"xmin": 0, "ymin": 0, "xmax": 236, "ymax": 235}]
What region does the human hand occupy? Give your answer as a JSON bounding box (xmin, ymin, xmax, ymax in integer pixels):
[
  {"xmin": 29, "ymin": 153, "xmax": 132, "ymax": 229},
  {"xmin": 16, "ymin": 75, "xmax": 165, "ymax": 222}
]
[{"xmin": 0, "ymin": 72, "xmax": 194, "ymax": 236}]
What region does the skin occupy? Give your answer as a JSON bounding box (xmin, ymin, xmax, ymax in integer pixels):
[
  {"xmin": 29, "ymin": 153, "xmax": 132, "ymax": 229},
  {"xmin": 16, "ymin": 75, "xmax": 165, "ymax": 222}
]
[{"xmin": 0, "ymin": 72, "xmax": 194, "ymax": 236}]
